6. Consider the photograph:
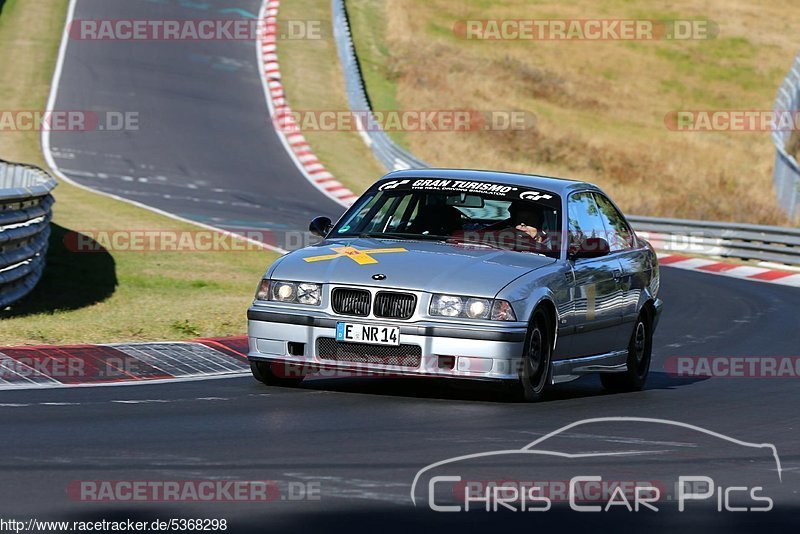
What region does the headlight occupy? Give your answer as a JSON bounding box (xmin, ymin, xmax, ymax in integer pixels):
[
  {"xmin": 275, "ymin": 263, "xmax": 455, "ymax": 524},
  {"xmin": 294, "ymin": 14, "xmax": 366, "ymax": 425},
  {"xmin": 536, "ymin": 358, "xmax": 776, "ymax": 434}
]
[
  {"xmin": 296, "ymin": 282, "xmax": 322, "ymax": 305},
  {"xmin": 272, "ymin": 281, "xmax": 296, "ymax": 302},
  {"xmin": 430, "ymin": 294, "xmax": 516, "ymax": 321},
  {"xmin": 431, "ymin": 294, "xmax": 463, "ymax": 317},
  {"xmin": 465, "ymin": 298, "xmax": 491, "ymax": 319},
  {"xmin": 255, "ymin": 280, "xmax": 322, "ymax": 306}
]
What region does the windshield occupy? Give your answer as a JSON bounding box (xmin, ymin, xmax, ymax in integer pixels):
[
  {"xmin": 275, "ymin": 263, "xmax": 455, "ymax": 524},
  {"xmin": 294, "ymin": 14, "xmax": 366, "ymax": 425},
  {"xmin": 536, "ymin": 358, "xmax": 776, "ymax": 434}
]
[{"xmin": 332, "ymin": 179, "xmax": 562, "ymax": 258}]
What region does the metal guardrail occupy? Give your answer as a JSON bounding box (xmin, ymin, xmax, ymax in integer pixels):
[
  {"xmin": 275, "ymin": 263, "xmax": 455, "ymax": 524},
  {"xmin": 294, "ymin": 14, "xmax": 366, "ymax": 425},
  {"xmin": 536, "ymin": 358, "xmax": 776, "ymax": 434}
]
[
  {"xmin": 772, "ymin": 55, "xmax": 800, "ymax": 223},
  {"xmin": 331, "ymin": 0, "xmax": 428, "ymax": 171},
  {"xmin": 628, "ymin": 216, "xmax": 800, "ymax": 266},
  {"xmin": 332, "ymin": 0, "xmax": 800, "ymax": 267},
  {"xmin": 0, "ymin": 160, "xmax": 56, "ymax": 309}
]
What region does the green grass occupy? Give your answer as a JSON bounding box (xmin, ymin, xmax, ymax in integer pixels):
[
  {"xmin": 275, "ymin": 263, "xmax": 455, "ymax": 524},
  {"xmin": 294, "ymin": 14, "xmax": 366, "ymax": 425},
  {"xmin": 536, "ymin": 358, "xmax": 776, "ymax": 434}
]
[
  {"xmin": 0, "ymin": 0, "xmax": 280, "ymax": 345},
  {"xmin": 347, "ymin": 0, "xmax": 408, "ymax": 148},
  {"xmin": 276, "ymin": 0, "xmax": 386, "ymax": 194}
]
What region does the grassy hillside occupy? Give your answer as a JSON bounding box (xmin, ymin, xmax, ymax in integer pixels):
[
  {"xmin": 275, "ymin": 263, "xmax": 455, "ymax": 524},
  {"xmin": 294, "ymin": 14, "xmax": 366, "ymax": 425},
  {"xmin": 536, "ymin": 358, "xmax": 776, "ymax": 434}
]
[{"xmin": 347, "ymin": 0, "xmax": 799, "ymax": 224}]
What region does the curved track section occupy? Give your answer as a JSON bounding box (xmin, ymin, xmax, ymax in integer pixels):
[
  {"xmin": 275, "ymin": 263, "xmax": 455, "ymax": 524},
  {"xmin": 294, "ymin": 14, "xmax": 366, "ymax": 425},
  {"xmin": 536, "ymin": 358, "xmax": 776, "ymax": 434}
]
[
  {"xmin": 45, "ymin": 0, "xmax": 342, "ymax": 248},
  {"xmin": 9, "ymin": 0, "xmax": 799, "ymax": 530},
  {"xmin": 1, "ymin": 268, "xmax": 798, "ymax": 529}
]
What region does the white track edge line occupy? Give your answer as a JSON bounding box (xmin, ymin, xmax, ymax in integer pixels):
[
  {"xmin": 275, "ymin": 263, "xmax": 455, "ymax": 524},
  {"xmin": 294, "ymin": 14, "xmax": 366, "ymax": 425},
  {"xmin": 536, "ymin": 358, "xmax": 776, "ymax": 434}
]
[
  {"xmin": 41, "ymin": 0, "xmax": 288, "ymax": 255},
  {"xmin": 256, "ymin": 0, "xmax": 355, "ymax": 210}
]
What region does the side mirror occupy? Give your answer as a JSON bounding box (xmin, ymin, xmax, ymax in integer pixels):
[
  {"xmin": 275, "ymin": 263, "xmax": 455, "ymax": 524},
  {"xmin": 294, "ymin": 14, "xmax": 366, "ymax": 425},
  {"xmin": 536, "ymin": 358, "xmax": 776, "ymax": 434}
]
[
  {"xmin": 309, "ymin": 216, "xmax": 333, "ymax": 238},
  {"xmin": 569, "ymin": 237, "xmax": 610, "ymax": 260}
]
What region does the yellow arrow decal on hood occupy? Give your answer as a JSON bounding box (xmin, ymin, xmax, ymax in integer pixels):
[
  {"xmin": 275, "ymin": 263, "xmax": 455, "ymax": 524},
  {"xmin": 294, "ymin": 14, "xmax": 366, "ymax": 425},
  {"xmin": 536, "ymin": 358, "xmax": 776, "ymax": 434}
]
[{"xmin": 303, "ymin": 246, "xmax": 408, "ymax": 265}]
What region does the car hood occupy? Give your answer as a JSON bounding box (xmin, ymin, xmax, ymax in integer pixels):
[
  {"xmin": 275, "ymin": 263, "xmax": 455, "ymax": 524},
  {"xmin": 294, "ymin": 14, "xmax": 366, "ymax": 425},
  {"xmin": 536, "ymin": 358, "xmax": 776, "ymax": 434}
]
[{"xmin": 270, "ymin": 237, "xmax": 555, "ymax": 296}]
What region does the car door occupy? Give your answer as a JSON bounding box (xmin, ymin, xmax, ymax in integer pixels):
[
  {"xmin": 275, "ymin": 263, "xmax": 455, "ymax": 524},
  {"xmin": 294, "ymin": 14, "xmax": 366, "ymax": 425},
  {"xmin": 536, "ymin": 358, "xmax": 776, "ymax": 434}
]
[
  {"xmin": 592, "ymin": 193, "xmax": 646, "ymax": 336},
  {"xmin": 565, "ymin": 191, "xmax": 625, "ymax": 357}
]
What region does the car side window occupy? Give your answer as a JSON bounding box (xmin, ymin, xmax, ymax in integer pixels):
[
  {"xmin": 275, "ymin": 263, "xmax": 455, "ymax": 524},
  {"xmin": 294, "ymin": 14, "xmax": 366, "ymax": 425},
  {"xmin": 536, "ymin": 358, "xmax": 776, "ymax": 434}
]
[
  {"xmin": 567, "ymin": 192, "xmax": 606, "ymax": 253},
  {"xmin": 592, "ymin": 193, "xmax": 635, "ymax": 252}
]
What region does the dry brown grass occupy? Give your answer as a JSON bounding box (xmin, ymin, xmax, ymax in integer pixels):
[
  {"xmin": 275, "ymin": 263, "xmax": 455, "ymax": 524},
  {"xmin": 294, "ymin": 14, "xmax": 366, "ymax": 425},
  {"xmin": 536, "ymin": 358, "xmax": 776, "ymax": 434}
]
[{"xmin": 348, "ymin": 0, "xmax": 800, "ymax": 224}]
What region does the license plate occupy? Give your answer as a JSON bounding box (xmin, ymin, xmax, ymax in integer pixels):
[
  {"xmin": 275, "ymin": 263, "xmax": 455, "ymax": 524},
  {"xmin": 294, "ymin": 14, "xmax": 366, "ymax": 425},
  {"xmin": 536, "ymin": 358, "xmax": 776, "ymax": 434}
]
[{"xmin": 336, "ymin": 322, "xmax": 400, "ymax": 346}]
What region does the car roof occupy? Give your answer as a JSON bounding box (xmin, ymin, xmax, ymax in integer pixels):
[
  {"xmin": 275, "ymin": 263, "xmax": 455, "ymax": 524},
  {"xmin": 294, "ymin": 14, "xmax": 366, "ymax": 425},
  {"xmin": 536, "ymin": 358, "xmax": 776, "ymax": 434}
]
[{"xmin": 380, "ymin": 168, "xmax": 600, "ymax": 196}]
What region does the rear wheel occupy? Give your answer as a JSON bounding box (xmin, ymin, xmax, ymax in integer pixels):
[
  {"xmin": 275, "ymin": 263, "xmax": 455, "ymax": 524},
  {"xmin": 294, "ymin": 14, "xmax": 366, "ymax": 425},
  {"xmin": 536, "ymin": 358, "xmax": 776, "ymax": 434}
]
[
  {"xmin": 600, "ymin": 310, "xmax": 652, "ymax": 392},
  {"xmin": 250, "ymin": 361, "xmax": 305, "ymax": 387},
  {"xmin": 508, "ymin": 309, "xmax": 552, "ymax": 402}
]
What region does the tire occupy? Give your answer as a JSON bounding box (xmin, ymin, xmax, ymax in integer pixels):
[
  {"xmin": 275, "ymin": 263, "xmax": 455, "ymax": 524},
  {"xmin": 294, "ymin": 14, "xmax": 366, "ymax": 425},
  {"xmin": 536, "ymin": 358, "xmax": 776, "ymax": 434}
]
[
  {"xmin": 600, "ymin": 309, "xmax": 652, "ymax": 393},
  {"xmin": 250, "ymin": 361, "xmax": 305, "ymax": 387},
  {"xmin": 507, "ymin": 308, "xmax": 552, "ymax": 402}
]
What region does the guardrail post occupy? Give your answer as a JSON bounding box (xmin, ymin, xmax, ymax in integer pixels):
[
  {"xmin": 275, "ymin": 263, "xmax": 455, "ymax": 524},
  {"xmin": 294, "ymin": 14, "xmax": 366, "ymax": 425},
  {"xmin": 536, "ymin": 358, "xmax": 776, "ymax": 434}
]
[
  {"xmin": 0, "ymin": 159, "xmax": 57, "ymax": 310},
  {"xmin": 331, "ymin": 0, "xmax": 428, "ymax": 171},
  {"xmin": 773, "ymin": 54, "xmax": 800, "ymax": 224}
]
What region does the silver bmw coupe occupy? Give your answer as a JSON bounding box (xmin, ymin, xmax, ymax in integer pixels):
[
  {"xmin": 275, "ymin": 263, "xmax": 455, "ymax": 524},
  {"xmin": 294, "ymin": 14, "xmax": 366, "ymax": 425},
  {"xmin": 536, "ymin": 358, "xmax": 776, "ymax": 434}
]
[{"xmin": 247, "ymin": 169, "xmax": 663, "ymax": 401}]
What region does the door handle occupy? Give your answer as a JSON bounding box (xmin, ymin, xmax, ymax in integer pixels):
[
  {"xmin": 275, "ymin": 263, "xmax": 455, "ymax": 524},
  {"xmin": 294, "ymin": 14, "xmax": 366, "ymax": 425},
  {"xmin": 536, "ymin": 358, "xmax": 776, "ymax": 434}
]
[{"xmin": 613, "ymin": 269, "xmax": 622, "ymax": 281}]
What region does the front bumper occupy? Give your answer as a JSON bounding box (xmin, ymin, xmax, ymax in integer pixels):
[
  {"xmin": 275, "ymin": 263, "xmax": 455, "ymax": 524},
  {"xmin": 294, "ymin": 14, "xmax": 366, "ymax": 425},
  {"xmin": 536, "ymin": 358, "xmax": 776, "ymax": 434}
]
[{"xmin": 247, "ymin": 307, "xmax": 527, "ymax": 381}]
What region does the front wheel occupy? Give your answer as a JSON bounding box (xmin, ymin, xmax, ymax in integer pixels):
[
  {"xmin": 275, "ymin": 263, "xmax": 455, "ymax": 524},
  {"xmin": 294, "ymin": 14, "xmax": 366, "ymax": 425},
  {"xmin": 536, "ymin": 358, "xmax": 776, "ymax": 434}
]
[
  {"xmin": 600, "ymin": 310, "xmax": 652, "ymax": 393},
  {"xmin": 507, "ymin": 309, "xmax": 552, "ymax": 402},
  {"xmin": 250, "ymin": 361, "xmax": 305, "ymax": 387}
]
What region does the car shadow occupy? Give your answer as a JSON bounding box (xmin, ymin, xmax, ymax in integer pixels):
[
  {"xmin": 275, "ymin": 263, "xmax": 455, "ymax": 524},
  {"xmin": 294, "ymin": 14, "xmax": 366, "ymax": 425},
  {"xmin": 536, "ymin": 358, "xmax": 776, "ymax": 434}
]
[
  {"xmin": 298, "ymin": 370, "xmax": 708, "ymax": 404},
  {"xmin": 1, "ymin": 223, "xmax": 118, "ymax": 317},
  {"xmin": 545, "ymin": 371, "xmax": 709, "ymax": 401}
]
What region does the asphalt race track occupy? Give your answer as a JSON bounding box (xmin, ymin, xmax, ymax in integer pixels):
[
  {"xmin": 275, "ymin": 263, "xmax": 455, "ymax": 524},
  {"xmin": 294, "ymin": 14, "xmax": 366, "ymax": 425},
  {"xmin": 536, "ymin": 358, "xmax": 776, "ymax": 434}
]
[
  {"xmin": 10, "ymin": 0, "xmax": 800, "ymax": 531},
  {"xmin": 47, "ymin": 0, "xmax": 342, "ymax": 247},
  {"xmin": 2, "ymin": 268, "xmax": 799, "ymax": 530}
]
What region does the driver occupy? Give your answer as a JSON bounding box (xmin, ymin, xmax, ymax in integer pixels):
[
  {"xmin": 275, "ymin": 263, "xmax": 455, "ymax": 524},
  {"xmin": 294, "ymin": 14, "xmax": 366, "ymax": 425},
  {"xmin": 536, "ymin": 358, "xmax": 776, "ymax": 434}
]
[
  {"xmin": 450, "ymin": 201, "xmax": 552, "ymax": 253},
  {"xmin": 507, "ymin": 202, "xmax": 548, "ymax": 243}
]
